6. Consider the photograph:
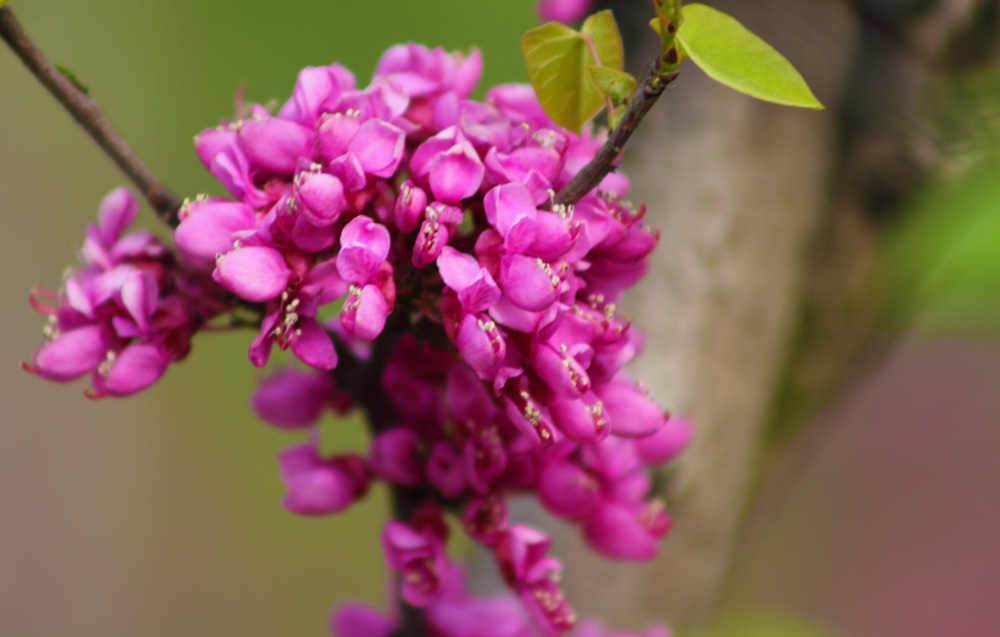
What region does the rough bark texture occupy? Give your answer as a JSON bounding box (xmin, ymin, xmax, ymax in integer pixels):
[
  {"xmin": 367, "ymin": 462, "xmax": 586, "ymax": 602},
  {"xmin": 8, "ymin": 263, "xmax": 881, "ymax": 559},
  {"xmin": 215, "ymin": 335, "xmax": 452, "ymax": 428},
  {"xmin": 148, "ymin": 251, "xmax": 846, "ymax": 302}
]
[
  {"xmin": 541, "ymin": 0, "xmax": 999, "ymax": 629},
  {"xmin": 548, "ymin": 1, "xmax": 855, "ymax": 626}
]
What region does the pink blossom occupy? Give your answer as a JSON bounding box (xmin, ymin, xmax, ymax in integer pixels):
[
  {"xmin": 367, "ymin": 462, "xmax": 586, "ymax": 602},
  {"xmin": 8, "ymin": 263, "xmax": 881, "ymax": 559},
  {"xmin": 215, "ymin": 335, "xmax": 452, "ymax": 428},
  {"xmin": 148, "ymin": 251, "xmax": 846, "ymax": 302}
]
[
  {"xmin": 382, "ymin": 506, "xmax": 450, "ymax": 607},
  {"xmin": 277, "ymin": 437, "xmax": 369, "ymax": 517}
]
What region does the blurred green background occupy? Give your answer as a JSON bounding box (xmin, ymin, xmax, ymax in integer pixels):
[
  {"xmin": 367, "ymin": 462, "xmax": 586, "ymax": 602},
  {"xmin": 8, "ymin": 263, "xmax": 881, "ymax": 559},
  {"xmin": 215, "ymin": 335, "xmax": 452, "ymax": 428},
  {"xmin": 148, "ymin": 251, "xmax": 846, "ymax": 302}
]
[{"xmin": 4, "ymin": 1, "xmax": 1000, "ymax": 636}]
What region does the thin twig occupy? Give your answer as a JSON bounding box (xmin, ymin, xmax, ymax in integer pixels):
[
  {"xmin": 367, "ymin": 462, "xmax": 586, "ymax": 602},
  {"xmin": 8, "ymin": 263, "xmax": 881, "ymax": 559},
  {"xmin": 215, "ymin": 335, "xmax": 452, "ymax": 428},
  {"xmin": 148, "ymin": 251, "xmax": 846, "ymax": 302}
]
[
  {"xmin": 0, "ymin": 7, "xmax": 183, "ymax": 225},
  {"xmin": 554, "ymin": 65, "xmax": 679, "ymax": 206}
]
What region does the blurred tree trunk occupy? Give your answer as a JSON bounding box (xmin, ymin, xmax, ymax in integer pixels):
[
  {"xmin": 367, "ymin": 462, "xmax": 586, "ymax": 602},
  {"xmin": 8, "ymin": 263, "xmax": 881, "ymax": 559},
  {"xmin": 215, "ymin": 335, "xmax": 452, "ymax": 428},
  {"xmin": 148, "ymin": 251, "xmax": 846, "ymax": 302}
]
[{"xmin": 513, "ymin": 0, "xmax": 998, "ymax": 629}]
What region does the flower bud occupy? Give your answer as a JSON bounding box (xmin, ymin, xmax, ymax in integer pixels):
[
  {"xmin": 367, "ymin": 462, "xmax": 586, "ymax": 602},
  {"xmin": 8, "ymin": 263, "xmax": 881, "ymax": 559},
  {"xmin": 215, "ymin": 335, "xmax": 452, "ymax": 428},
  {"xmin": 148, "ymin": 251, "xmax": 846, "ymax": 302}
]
[
  {"xmin": 294, "ymin": 170, "xmax": 347, "ymax": 226},
  {"xmin": 395, "ymin": 181, "xmax": 427, "ymax": 233},
  {"xmin": 537, "ymin": 461, "xmax": 600, "ymax": 519},
  {"xmin": 348, "ymin": 118, "xmax": 406, "ymax": 178},
  {"xmin": 429, "ymin": 141, "xmax": 484, "ymax": 203},
  {"xmin": 237, "ymin": 116, "xmax": 312, "ymax": 174},
  {"xmin": 213, "ymin": 246, "xmax": 291, "ymax": 302}
]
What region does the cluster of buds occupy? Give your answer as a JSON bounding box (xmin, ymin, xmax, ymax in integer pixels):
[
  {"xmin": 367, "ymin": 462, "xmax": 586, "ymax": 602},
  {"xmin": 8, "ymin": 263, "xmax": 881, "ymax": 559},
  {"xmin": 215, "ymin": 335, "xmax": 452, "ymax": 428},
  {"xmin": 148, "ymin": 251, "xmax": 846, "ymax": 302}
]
[{"xmin": 24, "ymin": 189, "xmax": 225, "ymax": 398}]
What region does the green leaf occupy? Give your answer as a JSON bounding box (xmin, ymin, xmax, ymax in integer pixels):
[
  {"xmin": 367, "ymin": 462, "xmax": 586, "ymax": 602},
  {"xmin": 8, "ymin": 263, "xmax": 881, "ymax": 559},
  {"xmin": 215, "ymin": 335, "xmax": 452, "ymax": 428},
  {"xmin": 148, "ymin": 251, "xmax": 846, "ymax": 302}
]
[
  {"xmin": 54, "ymin": 63, "xmax": 89, "ymax": 95},
  {"xmin": 676, "ymin": 4, "xmax": 822, "ymax": 110},
  {"xmin": 580, "ymin": 10, "xmax": 624, "ymax": 72},
  {"xmin": 586, "ymin": 66, "xmax": 636, "ymax": 104},
  {"xmin": 522, "ymin": 12, "xmax": 625, "ymax": 132}
]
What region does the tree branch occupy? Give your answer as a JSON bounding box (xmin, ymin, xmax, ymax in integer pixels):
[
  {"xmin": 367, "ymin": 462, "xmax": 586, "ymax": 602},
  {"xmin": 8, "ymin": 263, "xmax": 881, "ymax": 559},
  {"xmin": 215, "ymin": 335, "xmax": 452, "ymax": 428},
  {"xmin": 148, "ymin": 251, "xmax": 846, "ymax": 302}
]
[
  {"xmin": 330, "ymin": 317, "xmax": 428, "ymax": 637},
  {"xmin": 554, "ymin": 64, "xmax": 678, "ymax": 206},
  {"xmin": 0, "ymin": 7, "xmax": 183, "ymax": 225}
]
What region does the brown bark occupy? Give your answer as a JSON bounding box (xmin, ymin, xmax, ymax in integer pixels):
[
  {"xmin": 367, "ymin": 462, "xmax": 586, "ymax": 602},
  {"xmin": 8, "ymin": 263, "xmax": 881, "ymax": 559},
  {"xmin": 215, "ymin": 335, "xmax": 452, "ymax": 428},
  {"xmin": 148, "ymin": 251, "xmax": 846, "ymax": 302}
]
[
  {"xmin": 553, "ymin": 2, "xmax": 854, "ymax": 625},
  {"xmin": 546, "ymin": 0, "xmax": 1000, "ymax": 629}
]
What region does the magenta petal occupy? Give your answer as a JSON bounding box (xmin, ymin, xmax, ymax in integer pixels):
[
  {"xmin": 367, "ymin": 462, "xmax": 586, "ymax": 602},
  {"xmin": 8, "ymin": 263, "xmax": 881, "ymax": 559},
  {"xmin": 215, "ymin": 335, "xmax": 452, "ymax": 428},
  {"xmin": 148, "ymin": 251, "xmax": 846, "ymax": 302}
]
[
  {"xmin": 119, "ymin": 271, "xmax": 158, "ymax": 331},
  {"xmin": 315, "ymin": 112, "xmax": 362, "ymax": 164},
  {"xmin": 277, "ymin": 65, "xmax": 350, "ymax": 126},
  {"xmin": 537, "ymin": 461, "xmax": 600, "ymax": 519},
  {"xmin": 411, "ymin": 131, "xmax": 456, "ymax": 179},
  {"xmin": 295, "ymin": 170, "xmax": 347, "ymax": 226},
  {"xmin": 210, "ymin": 144, "xmax": 271, "ymax": 208},
  {"xmin": 278, "ymin": 450, "xmax": 360, "ymax": 517},
  {"xmin": 339, "ymin": 217, "xmax": 390, "ymax": 270},
  {"xmin": 445, "ymin": 365, "xmax": 496, "ymax": 425},
  {"xmin": 348, "ymin": 118, "xmax": 406, "ymax": 178},
  {"xmin": 337, "ymin": 244, "xmax": 384, "ymax": 285},
  {"xmin": 438, "ymin": 248, "xmax": 501, "ymax": 313},
  {"xmin": 277, "ymin": 442, "xmax": 368, "ymax": 517},
  {"xmin": 28, "ymin": 324, "xmax": 112, "ymax": 382},
  {"xmin": 337, "ymin": 216, "xmax": 389, "ymax": 284},
  {"xmin": 281, "ymin": 469, "xmax": 354, "ymax": 516},
  {"xmin": 532, "ymin": 341, "xmax": 591, "ymax": 397},
  {"xmin": 484, "ymin": 183, "xmax": 538, "ymax": 254},
  {"xmin": 429, "ymin": 141, "xmax": 484, "ymax": 203},
  {"xmin": 291, "ymin": 214, "xmax": 336, "ymax": 253},
  {"xmin": 548, "ymin": 392, "xmax": 610, "ymax": 443},
  {"xmin": 460, "ymin": 272, "xmax": 501, "ymax": 314},
  {"xmin": 251, "ymin": 368, "xmax": 333, "ymax": 429},
  {"xmin": 453, "ymin": 48, "xmax": 483, "ymax": 98},
  {"xmin": 582, "ymin": 501, "xmax": 668, "ymax": 561},
  {"xmin": 457, "ymin": 313, "xmax": 506, "ymax": 372},
  {"xmin": 278, "ymin": 66, "xmax": 334, "ymax": 124},
  {"xmin": 528, "ymin": 211, "xmax": 575, "ymax": 260},
  {"xmin": 237, "ymin": 116, "xmax": 312, "ymax": 174},
  {"xmin": 436, "ymin": 245, "xmax": 478, "ymax": 290},
  {"xmin": 175, "ymin": 200, "xmax": 256, "ymax": 265},
  {"xmin": 635, "ymin": 415, "xmax": 693, "ymax": 465},
  {"xmin": 427, "ymin": 442, "xmax": 467, "ymax": 499},
  {"xmin": 500, "ymin": 254, "xmax": 558, "ymax": 312},
  {"xmin": 291, "ymin": 317, "xmax": 338, "ymax": 370},
  {"xmin": 97, "ymin": 188, "xmax": 137, "ymax": 245},
  {"xmin": 213, "ymin": 246, "xmax": 291, "ymax": 302},
  {"xmin": 328, "ymin": 152, "xmax": 367, "ymax": 192},
  {"xmin": 538, "ymin": 0, "xmax": 593, "ymax": 22},
  {"xmin": 395, "ymin": 181, "xmax": 428, "ymax": 233},
  {"xmin": 95, "ymin": 343, "xmax": 170, "ymax": 397},
  {"xmin": 369, "ymin": 428, "xmax": 423, "ymax": 486},
  {"xmin": 382, "ymin": 518, "xmax": 449, "ymax": 607},
  {"xmin": 593, "ymin": 381, "xmax": 667, "ymax": 438},
  {"xmin": 353, "ymin": 285, "xmax": 390, "ymax": 340},
  {"xmin": 412, "ymin": 217, "xmax": 450, "ymax": 269},
  {"xmin": 301, "ymin": 259, "xmax": 350, "ymax": 306},
  {"xmin": 195, "ymin": 126, "xmax": 233, "ymax": 171}
]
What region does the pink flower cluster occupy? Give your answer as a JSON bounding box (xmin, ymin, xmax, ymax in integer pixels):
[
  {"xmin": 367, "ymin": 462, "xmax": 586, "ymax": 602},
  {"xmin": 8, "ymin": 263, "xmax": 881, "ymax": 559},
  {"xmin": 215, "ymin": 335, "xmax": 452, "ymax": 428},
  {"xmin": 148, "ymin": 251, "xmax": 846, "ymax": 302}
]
[
  {"xmin": 229, "ymin": 44, "xmax": 692, "ymax": 635},
  {"xmin": 24, "ymin": 40, "xmax": 689, "ymax": 637},
  {"xmin": 24, "ymin": 189, "xmax": 224, "ymax": 398}
]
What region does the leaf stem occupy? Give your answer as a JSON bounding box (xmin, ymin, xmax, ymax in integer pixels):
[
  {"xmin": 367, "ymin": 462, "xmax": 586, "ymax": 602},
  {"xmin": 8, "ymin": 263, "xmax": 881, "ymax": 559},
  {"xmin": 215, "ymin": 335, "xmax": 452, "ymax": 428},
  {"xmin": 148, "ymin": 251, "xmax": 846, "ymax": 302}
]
[
  {"xmin": 554, "ymin": 63, "xmax": 678, "ymax": 206},
  {"xmin": 0, "ymin": 6, "xmax": 183, "ymax": 225}
]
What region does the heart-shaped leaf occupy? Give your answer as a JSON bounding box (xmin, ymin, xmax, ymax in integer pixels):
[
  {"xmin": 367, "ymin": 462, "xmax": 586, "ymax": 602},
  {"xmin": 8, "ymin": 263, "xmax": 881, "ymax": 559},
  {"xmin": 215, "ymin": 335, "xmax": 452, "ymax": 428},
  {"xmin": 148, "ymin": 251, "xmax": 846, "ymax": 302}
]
[
  {"xmin": 676, "ymin": 3, "xmax": 823, "ymax": 110},
  {"xmin": 581, "ymin": 10, "xmax": 624, "ymax": 73},
  {"xmin": 522, "ymin": 10, "xmax": 625, "ymax": 132}
]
